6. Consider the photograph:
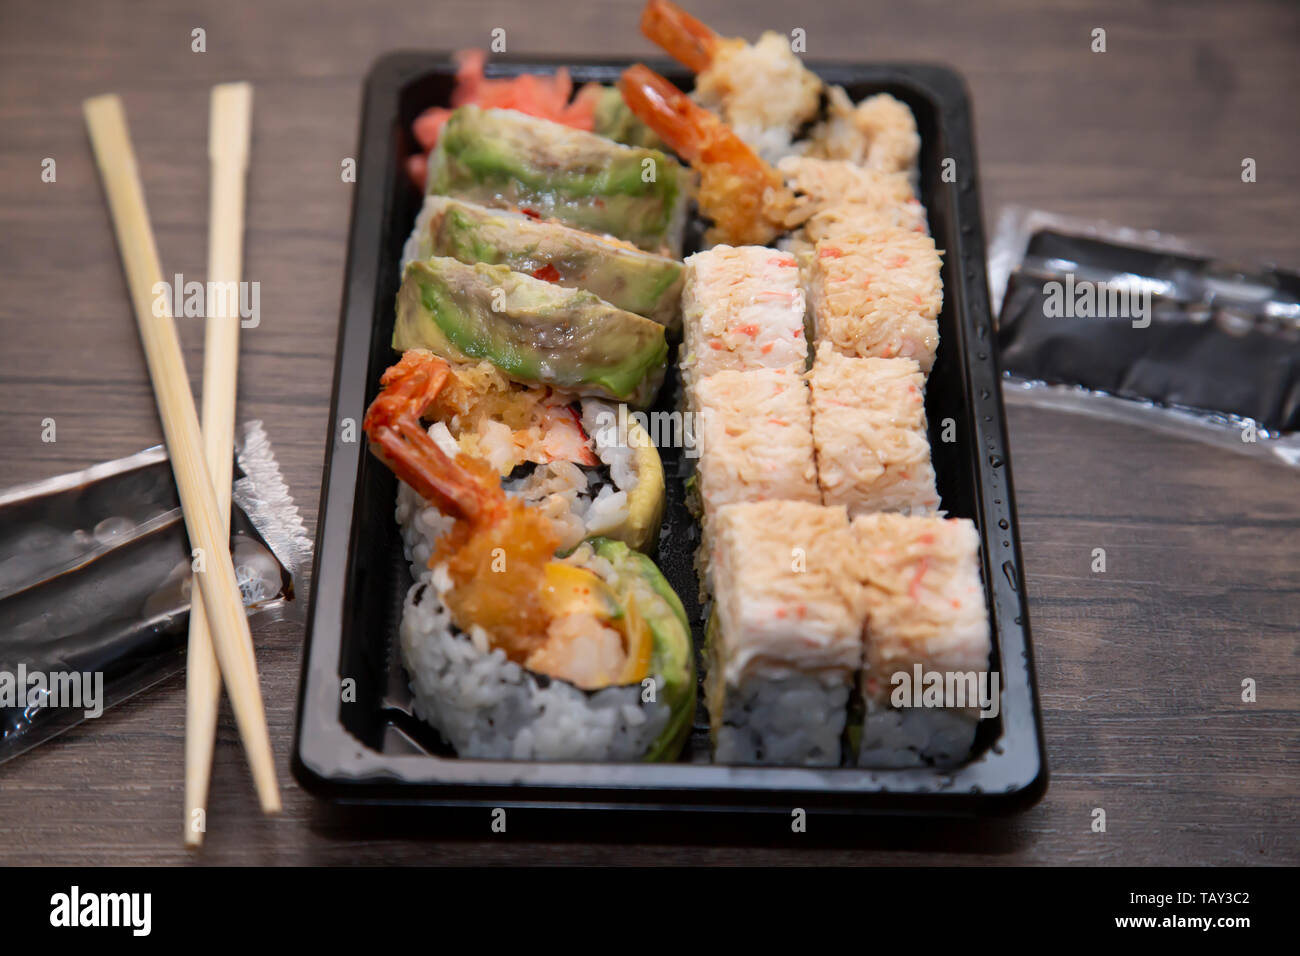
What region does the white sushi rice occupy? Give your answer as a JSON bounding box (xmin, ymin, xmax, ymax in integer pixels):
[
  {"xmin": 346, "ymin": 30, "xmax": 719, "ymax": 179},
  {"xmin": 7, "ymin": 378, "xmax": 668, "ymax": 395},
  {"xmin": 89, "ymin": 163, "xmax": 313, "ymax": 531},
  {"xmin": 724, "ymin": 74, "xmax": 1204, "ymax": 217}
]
[
  {"xmin": 858, "ymin": 700, "xmax": 978, "ymax": 770},
  {"xmin": 712, "ymin": 672, "xmax": 851, "ymax": 767},
  {"xmin": 693, "ymin": 31, "xmax": 823, "ymax": 164},
  {"xmin": 400, "ymin": 569, "xmax": 670, "ymax": 761}
]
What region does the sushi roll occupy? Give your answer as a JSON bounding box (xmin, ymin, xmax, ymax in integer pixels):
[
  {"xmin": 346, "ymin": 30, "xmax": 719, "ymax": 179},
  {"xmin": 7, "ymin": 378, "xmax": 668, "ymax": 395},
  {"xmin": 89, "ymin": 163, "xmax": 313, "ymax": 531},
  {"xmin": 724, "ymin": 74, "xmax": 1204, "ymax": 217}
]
[
  {"xmin": 589, "ymin": 84, "xmax": 668, "ymax": 150},
  {"xmin": 777, "ymin": 157, "xmax": 920, "ymax": 223},
  {"xmin": 639, "ymin": 1, "xmax": 919, "ymax": 172},
  {"xmin": 686, "ymin": 30, "xmax": 823, "ymax": 164},
  {"xmin": 679, "ymin": 245, "xmax": 808, "ymax": 407},
  {"xmin": 807, "ymin": 224, "xmax": 943, "ymax": 374},
  {"xmin": 401, "ymin": 196, "xmax": 685, "ymax": 330},
  {"xmin": 393, "ymin": 360, "xmax": 666, "ymax": 563},
  {"xmin": 426, "ymin": 106, "xmax": 690, "ymax": 256},
  {"xmin": 705, "ymin": 500, "xmax": 863, "ymax": 766},
  {"xmin": 691, "ymin": 366, "xmax": 820, "ymax": 534},
  {"xmin": 773, "ymin": 158, "xmax": 929, "ymax": 276},
  {"xmin": 805, "ymin": 89, "xmax": 921, "ymax": 175},
  {"xmin": 366, "ymin": 351, "xmax": 694, "ymax": 762},
  {"xmin": 394, "ymin": 257, "xmax": 669, "ymax": 407},
  {"xmin": 690, "ymin": 368, "xmax": 819, "ymax": 595},
  {"xmin": 799, "ymin": 200, "xmax": 928, "ymax": 245},
  {"xmin": 850, "ymin": 513, "xmax": 992, "ymax": 769},
  {"xmin": 401, "ymin": 537, "xmax": 695, "ymax": 761},
  {"xmin": 806, "ymin": 342, "xmax": 940, "ymax": 517}
]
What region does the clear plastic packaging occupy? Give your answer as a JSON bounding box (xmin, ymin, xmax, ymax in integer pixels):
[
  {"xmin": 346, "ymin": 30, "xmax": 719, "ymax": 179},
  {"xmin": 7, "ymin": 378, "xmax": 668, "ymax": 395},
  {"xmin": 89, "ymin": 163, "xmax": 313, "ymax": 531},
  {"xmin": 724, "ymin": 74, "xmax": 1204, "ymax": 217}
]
[
  {"xmin": 0, "ymin": 420, "xmax": 310, "ymax": 763},
  {"xmin": 989, "ymin": 206, "xmax": 1300, "ymax": 469}
]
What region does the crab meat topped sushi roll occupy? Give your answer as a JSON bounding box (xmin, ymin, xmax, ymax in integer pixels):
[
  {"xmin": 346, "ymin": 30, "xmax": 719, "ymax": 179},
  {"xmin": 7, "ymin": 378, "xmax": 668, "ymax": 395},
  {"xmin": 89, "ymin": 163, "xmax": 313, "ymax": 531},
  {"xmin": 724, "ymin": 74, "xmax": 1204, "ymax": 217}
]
[
  {"xmin": 426, "ymin": 106, "xmax": 690, "ymax": 256},
  {"xmin": 706, "ymin": 500, "xmax": 863, "ymax": 766},
  {"xmin": 777, "ymin": 157, "xmax": 920, "ymax": 222},
  {"xmin": 806, "ymin": 342, "xmax": 940, "ymax": 517},
  {"xmin": 849, "ymin": 513, "xmax": 992, "ymax": 769},
  {"xmin": 680, "ymin": 245, "xmax": 807, "ymax": 406},
  {"xmin": 402, "ymin": 196, "xmax": 685, "ymax": 330},
  {"xmin": 690, "ymin": 367, "xmax": 819, "ymax": 594},
  {"xmin": 799, "ymin": 199, "xmax": 928, "ymax": 245},
  {"xmin": 807, "ymin": 224, "xmax": 943, "ymax": 374},
  {"xmin": 775, "ymin": 157, "xmax": 929, "ymax": 264},
  {"xmin": 692, "ymin": 367, "xmax": 820, "ymax": 517}
]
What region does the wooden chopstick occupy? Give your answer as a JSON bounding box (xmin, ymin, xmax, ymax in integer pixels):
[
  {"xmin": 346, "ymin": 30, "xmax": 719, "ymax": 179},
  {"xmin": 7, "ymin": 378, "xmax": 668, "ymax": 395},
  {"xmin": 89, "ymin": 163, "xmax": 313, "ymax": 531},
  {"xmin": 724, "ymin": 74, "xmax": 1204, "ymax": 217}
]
[
  {"xmin": 184, "ymin": 82, "xmax": 255, "ymax": 848},
  {"xmin": 83, "ymin": 94, "xmax": 281, "ymax": 818}
]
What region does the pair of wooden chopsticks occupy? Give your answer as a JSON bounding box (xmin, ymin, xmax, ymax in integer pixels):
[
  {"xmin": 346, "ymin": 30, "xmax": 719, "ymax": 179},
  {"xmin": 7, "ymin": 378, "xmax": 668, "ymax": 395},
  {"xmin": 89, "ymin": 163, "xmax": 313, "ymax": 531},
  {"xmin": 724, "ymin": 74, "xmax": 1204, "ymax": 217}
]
[{"xmin": 83, "ymin": 86, "xmax": 278, "ymax": 846}]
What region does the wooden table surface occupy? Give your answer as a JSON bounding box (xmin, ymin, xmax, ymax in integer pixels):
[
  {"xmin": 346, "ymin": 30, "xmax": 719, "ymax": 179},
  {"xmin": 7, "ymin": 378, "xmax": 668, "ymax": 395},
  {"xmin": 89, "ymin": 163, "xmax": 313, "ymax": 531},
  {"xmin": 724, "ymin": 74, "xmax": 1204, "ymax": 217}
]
[{"xmin": 0, "ymin": 0, "xmax": 1296, "ymax": 865}]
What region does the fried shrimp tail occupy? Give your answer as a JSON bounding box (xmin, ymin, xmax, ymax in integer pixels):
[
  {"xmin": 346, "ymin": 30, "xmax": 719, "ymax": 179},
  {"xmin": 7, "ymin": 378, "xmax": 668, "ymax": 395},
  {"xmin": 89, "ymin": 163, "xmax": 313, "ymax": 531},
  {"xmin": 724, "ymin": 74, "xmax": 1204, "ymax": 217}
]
[
  {"xmin": 362, "ymin": 349, "xmax": 506, "ymax": 526},
  {"xmin": 364, "ymin": 349, "xmax": 563, "ymax": 659},
  {"xmin": 618, "ymin": 63, "xmax": 792, "ymax": 246},
  {"xmin": 640, "ymin": 0, "xmax": 724, "ymax": 73}
]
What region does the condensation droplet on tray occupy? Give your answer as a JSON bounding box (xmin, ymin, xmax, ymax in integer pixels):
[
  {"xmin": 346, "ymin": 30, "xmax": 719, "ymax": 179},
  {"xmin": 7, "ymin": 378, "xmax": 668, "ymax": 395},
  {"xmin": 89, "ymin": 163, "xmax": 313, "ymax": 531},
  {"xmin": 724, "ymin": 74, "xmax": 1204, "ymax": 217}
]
[{"xmin": 93, "ymin": 516, "xmax": 135, "ymax": 544}]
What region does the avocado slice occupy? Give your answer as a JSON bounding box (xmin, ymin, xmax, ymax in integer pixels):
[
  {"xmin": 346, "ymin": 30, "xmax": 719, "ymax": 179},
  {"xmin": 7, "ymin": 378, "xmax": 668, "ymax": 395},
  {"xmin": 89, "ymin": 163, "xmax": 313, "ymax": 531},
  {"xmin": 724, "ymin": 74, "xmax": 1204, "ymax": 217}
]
[
  {"xmin": 590, "ymin": 85, "xmax": 667, "ymax": 151},
  {"xmin": 618, "ymin": 418, "xmax": 666, "ymax": 554},
  {"xmin": 405, "ymin": 196, "xmax": 684, "ymax": 330},
  {"xmin": 589, "ymin": 537, "xmax": 696, "ymax": 762},
  {"xmin": 580, "ymin": 398, "xmax": 666, "ymax": 554},
  {"xmin": 426, "ymin": 106, "xmax": 689, "ymax": 256},
  {"xmin": 394, "ymin": 257, "xmax": 667, "ymax": 406}
]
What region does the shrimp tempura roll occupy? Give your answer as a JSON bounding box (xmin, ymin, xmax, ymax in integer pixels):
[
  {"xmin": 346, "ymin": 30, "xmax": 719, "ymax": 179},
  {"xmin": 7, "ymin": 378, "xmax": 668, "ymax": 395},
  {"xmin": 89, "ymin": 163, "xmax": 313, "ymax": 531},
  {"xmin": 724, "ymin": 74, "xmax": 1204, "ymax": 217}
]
[{"xmin": 706, "ymin": 501, "xmax": 863, "ymax": 766}]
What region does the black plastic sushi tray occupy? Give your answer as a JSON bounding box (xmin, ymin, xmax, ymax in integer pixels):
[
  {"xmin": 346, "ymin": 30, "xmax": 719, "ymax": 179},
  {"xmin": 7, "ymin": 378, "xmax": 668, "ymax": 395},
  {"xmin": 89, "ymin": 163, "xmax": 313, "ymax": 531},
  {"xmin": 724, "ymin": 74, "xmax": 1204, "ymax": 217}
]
[{"xmin": 292, "ymin": 53, "xmax": 1047, "ymax": 816}]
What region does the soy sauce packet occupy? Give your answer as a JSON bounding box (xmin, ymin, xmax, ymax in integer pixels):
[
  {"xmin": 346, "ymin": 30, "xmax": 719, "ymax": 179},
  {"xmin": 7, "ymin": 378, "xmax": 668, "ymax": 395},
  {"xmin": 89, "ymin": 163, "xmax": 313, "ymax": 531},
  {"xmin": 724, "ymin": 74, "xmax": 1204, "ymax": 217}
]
[
  {"xmin": 0, "ymin": 420, "xmax": 311, "ymax": 764},
  {"xmin": 989, "ymin": 207, "xmax": 1300, "ymax": 466}
]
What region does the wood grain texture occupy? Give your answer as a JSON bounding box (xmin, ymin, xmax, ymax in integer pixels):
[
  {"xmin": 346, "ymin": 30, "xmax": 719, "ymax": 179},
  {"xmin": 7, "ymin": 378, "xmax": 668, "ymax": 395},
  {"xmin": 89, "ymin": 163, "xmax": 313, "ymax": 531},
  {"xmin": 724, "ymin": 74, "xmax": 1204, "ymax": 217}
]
[{"xmin": 0, "ymin": 0, "xmax": 1296, "ymax": 865}]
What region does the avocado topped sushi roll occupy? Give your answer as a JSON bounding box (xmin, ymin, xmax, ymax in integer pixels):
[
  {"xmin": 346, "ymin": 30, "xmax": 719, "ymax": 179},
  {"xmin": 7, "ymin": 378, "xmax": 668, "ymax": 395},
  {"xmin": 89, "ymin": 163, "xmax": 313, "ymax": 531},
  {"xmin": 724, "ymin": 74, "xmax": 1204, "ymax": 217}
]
[
  {"xmin": 394, "ymin": 257, "xmax": 669, "ymax": 407},
  {"xmin": 427, "ymin": 106, "xmax": 690, "ymax": 256},
  {"xmin": 402, "ymin": 196, "xmax": 684, "ymax": 330}
]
